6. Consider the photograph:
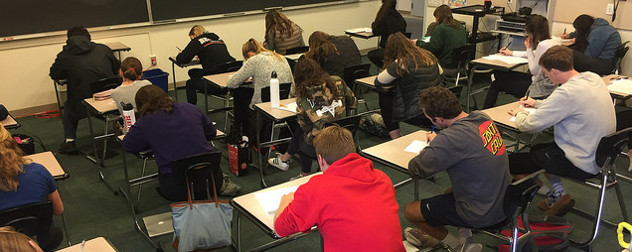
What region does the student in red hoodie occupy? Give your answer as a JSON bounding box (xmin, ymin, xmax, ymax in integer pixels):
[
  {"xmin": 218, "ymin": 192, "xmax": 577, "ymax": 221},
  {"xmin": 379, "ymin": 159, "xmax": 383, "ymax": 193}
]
[{"xmin": 274, "ymin": 125, "xmax": 405, "ymax": 251}]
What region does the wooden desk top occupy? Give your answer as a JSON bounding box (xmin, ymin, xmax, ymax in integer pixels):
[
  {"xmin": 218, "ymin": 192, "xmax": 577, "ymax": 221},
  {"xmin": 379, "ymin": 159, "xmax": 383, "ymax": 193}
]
[
  {"xmin": 345, "ymin": 28, "xmax": 375, "ymax": 39},
  {"xmin": 481, "ymin": 101, "xmax": 522, "ymax": 130},
  {"xmin": 203, "ymin": 71, "xmax": 236, "ymax": 88},
  {"xmin": 254, "ymin": 98, "xmax": 297, "ymax": 120},
  {"xmin": 105, "ymin": 42, "xmax": 131, "ymax": 52},
  {"xmin": 169, "ymin": 56, "xmax": 200, "ymax": 68},
  {"xmin": 83, "ymin": 98, "xmax": 117, "ymax": 114},
  {"xmin": 355, "ymin": 75, "xmax": 376, "ymax": 88},
  {"xmin": 471, "ymin": 55, "xmax": 528, "ymax": 70},
  {"xmin": 26, "ymin": 151, "xmax": 67, "ymax": 180},
  {"xmin": 1, "ymin": 114, "xmax": 19, "ymax": 129},
  {"xmin": 362, "ymin": 130, "xmax": 428, "ymax": 169},
  {"xmin": 232, "ymin": 173, "xmax": 320, "ymax": 233},
  {"xmin": 56, "ymin": 237, "xmax": 118, "ymax": 252},
  {"xmin": 602, "ymin": 74, "xmax": 632, "ymax": 97}
]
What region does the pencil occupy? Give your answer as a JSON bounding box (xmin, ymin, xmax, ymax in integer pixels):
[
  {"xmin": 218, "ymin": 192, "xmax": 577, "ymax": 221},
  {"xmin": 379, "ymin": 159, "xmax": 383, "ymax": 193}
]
[
  {"xmin": 427, "ymin": 125, "xmax": 435, "ymax": 144},
  {"xmin": 503, "ymin": 41, "xmax": 512, "ymax": 50}
]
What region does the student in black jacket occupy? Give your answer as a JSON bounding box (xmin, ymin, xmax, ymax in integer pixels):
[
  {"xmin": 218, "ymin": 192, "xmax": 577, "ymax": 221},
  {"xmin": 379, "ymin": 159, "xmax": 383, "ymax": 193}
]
[
  {"xmin": 367, "ymin": 0, "xmax": 407, "ymax": 68},
  {"xmin": 50, "ymin": 26, "xmax": 119, "ymax": 154},
  {"xmin": 176, "ymin": 25, "xmax": 235, "ymax": 105},
  {"xmin": 305, "ymin": 31, "xmax": 361, "ymax": 77}
]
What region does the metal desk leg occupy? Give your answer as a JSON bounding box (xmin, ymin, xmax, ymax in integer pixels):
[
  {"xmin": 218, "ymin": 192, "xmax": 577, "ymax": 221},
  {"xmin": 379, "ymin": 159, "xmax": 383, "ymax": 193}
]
[
  {"xmin": 466, "ymin": 65, "xmax": 476, "ymax": 112},
  {"xmin": 235, "ymin": 211, "xmax": 242, "ymax": 252},
  {"xmin": 257, "ymin": 112, "xmax": 268, "ymax": 188},
  {"xmin": 172, "ymin": 62, "xmax": 179, "ymax": 102}
]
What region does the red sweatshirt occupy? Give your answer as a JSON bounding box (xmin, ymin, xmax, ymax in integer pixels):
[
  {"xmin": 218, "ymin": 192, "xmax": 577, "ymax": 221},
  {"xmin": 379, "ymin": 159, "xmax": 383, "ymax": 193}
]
[{"xmin": 274, "ymin": 153, "xmax": 405, "ymax": 252}]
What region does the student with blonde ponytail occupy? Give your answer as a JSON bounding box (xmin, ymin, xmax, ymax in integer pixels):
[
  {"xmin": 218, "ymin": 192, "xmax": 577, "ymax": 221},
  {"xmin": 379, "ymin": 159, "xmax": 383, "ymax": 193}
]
[{"xmin": 111, "ymin": 57, "xmax": 152, "ymax": 114}]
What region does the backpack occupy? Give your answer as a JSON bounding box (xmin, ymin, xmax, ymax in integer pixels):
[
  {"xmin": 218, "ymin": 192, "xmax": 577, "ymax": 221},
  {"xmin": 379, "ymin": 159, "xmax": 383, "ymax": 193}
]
[
  {"xmin": 498, "ymin": 214, "xmax": 572, "ymax": 252},
  {"xmin": 359, "ymin": 113, "xmax": 389, "ymax": 138}
]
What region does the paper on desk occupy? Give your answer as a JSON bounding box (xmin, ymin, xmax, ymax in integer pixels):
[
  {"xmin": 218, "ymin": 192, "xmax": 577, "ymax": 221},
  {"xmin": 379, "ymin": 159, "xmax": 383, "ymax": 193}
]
[
  {"xmin": 607, "ymin": 79, "xmax": 632, "ymax": 95},
  {"xmin": 484, "ymin": 55, "xmax": 529, "ymax": 65},
  {"xmin": 346, "ymin": 27, "xmax": 372, "ymax": 33},
  {"xmin": 421, "ymin": 36, "xmax": 431, "ymax": 43},
  {"xmin": 255, "ymin": 186, "xmax": 299, "ymax": 215},
  {"xmin": 404, "ymin": 140, "xmax": 428, "ymax": 154},
  {"xmin": 278, "ymin": 102, "xmax": 298, "ymax": 113},
  {"xmin": 510, "ymin": 107, "xmax": 536, "ymax": 122}
]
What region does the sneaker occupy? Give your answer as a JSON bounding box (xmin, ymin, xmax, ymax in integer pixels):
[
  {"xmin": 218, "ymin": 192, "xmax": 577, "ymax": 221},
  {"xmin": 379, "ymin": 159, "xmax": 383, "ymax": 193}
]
[
  {"xmin": 404, "ymin": 227, "xmax": 440, "ymax": 248},
  {"xmin": 536, "ymin": 184, "xmax": 551, "ymax": 196},
  {"xmin": 268, "ymin": 154, "xmax": 289, "ymax": 171},
  {"xmin": 58, "ymin": 141, "xmax": 77, "ymax": 154},
  {"xmin": 545, "ymin": 194, "xmax": 575, "ymax": 216}
]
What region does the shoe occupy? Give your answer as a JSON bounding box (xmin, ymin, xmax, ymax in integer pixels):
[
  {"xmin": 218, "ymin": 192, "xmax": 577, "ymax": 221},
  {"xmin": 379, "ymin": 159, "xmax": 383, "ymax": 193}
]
[
  {"xmin": 458, "ymin": 241, "xmax": 482, "ymax": 252},
  {"xmin": 545, "ymin": 194, "xmax": 574, "ymax": 216},
  {"xmin": 628, "ymin": 161, "xmax": 632, "ymax": 172},
  {"xmin": 268, "ymin": 154, "xmax": 289, "ymax": 171},
  {"xmin": 404, "ymin": 227, "xmax": 440, "ymax": 248},
  {"xmin": 537, "ymin": 198, "xmax": 551, "ymax": 212},
  {"xmin": 289, "ymin": 173, "xmax": 305, "ymax": 181},
  {"xmin": 536, "ymin": 184, "xmax": 551, "ymax": 196},
  {"xmin": 58, "ymin": 141, "xmax": 77, "ymax": 154}
]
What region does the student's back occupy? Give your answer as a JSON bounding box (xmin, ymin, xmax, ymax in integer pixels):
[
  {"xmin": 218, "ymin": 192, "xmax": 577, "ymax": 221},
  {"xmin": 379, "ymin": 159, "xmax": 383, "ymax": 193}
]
[{"xmin": 319, "ymin": 36, "xmax": 361, "ymax": 77}]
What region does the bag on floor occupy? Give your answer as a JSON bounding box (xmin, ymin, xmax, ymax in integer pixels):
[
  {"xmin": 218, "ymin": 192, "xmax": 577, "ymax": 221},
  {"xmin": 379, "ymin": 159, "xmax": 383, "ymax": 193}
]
[
  {"xmin": 359, "ymin": 113, "xmax": 389, "ymax": 138},
  {"xmin": 228, "ymin": 137, "xmax": 250, "ymax": 176},
  {"xmin": 498, "ymin": 214, "xmax": 571, "ymax": 252}
]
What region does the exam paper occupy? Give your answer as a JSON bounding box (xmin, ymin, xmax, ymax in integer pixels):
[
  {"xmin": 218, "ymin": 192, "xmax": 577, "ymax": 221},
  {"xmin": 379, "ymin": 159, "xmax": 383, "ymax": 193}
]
[
  {"xmin": 255, "ymin": 186, "xmax": 299, "ymax": 215},
  {"xmin": 346, "ymin": 27, "xmax": 372, "ymax": 33},
  {"xmin": 607, "ymin": 79, "xmax": 632, "ymax": 95},
  {"xmin": 483, "ymin": 54, "xmax": 529, "ymax": 65},
  {"xmin": 404, "ymin": 140, "xmax": 428, "ymax": 154},
  {"xmin": 278, "ymin": 102, "xmax": 298, "ymax": 113},
  {"xmin": 510, "ymin": 107, "xmax": 536, "ymax": 122}
]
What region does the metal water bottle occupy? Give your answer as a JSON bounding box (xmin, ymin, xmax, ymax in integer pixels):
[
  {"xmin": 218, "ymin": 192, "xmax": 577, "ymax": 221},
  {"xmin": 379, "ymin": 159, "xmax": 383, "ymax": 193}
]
[
  {"xmin": 121, "ymin": 102, "xmax": 136, "ymax": 133},
  {"xmin": 270, "ymin": 71, "xmax": 280, "ymax": 108}
]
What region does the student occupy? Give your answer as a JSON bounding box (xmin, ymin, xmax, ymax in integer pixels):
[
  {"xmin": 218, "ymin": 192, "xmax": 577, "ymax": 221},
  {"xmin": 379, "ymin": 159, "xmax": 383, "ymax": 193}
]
[
  {"xmin": 414, "ymin": 5, "xmax": 467, "ymax": 72},
  {"xmin": 50, "ymin": 26, "xmax": 120, "ymax": 154},
  {"xmin": 274, "ymin": 125, "xmax": 405, "ymax": 251},
  {"xmin": 110, "ymin": 57, "xmax": 152, "ymax": 114},
  {"xmin": 268, "ymin": 58, "xmax": 357, "ymax": 180},
  {"xmin": 175, "ymin": 25, "xmax": 235, "ymax": 105},
  {"xmin": 0, "ymin": 226, "xmax": 44, "ymax": 252},
  {"xmin": 226, "ymin": 38, "xmax": 294, "ymax": 141},
  {"xmin": 263, "ymin": 10, "xmax": 304, "ymax": 55},
  {"xmin": 122, "ymin": 85, "xmax": 234, "ymax": 201},
  {"xmin": 483, "ymin": 15, "xmax": 561, "ymax": 109},
  {"xmin": 0, "ymin": 124, "xmax": 64, "ymax": 252},
  {"xmin": 367, "ymin": 0, "xmax": 407, "ymax": 68},
  {"xmin": 508, "ymin": 46, "xmax": 615, "ymax": 216},
  {"xmin": 561, "ymin": 14, "xmax": 621, "ymax": 75},
  {"xmin": 374, "ymin": 32, "xmax": 442, "ymax": 139},
  {"xmin": 405, "ymin": 86, "xmax": 510, "ymax": 250},
  {"xmin": 305, "ymin": 31, "xmax": 361, "ymax": 78}
]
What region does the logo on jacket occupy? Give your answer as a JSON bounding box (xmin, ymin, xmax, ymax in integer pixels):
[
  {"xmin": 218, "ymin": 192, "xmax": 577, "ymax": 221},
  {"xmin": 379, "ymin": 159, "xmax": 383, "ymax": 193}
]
[
  {"xmin": 314, "ymin": 99, "xmax": 342, "ymax": 117},
  {"xmin": 478, "ymin": 120, "xmax": 505, "ymax": 155}
]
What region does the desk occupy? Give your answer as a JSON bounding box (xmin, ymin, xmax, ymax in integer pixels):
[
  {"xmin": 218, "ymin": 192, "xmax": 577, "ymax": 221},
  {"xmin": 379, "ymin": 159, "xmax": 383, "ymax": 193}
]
[
  {"xmin": 1, "ymin": 114, "xmax": 19, "ymax": 129},
  {"xmin": 345, "ymin": 28, "xmax": 376, "ymax": 39},
  {"xmin": 466, "ymin": 55, "xmax": 529, "ymax": 111},
  {"xmin": 105, "ymin": 42, "xmax": 131, "ymax": 62},
  {"xmin": 451, "ymin": 5, "xmax": 504, "ymax": 48},
  {"xmin": 56, "ymin": 237, "xmax": 118, "ymax": 252},
  {"xmin": 361, "ymin": 130, "xmax": 427, "ymax": 200},
  {"xmin": 602, "ymin": 74, "xmax": 632, "ymax": 99},
  {"xmin": 254, "ymin": 98, "xmax": 297, "ymax": 188},
  {"xmin": 27, "ymin": 151, "xmax": 68, "ymax": 180},
  {"xmin": 354, "ymin": 75, "xmax": 376, "ymax": 89},
  {"xmin": 481, "ymin": 101, "xmax": 535, "ymax": 152},
  {"xmin": 169, "ymin": 56, "xmax": 201, "ymax": 102},
  {"xmin": 231, "ymin": 173, "xmax": 319, "ymax": 252}
]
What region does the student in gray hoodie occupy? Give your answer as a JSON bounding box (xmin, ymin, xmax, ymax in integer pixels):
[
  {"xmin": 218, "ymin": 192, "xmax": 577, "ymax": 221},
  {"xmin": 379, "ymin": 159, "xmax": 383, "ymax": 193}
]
[{"xmin": 508, "ymin": 46, "xmax": 616, "ymax": 217}]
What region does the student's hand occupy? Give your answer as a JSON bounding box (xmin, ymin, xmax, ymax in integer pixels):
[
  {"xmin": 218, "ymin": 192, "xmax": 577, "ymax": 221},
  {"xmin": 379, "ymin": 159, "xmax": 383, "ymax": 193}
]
[
  {"xmin": 560, "ymin": 33, "xmax": 570, "ymax": 39},
  {"xmin": 524, "ymin": 35, "xmax": 532, "ymax": 49},
  {"xmin": 518, "ymin": 96, "xmax": 536, "ymax": 107},
  {"xmin": 411, "ymin": 39, "xmax": 418, "ymax": 45},
  {"xmin": 508, "ymin": 106, "xmax": 524, "ymax": 116},
  {"xmin": 499, "ymin": 48, "xmax": 513, "ymax": 56},
  {"xmin": 279, "ymin": 192, "xmax": 295, "ymax": 208},
  {"xmin": 426, "ymin": 131, "xmax": 437, "ymax": 142}
]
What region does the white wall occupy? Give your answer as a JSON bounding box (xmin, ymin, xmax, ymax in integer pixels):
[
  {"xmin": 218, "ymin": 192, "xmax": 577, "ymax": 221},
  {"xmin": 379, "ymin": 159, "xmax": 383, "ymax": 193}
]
[{"xmin": 0, "ymin": 1, "xmax": 381, "ymax": 113}]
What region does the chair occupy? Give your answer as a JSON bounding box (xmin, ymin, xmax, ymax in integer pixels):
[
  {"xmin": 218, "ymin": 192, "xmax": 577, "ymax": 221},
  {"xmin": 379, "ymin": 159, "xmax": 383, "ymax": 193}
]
[
  {"xmin": 285, "ymin": 46, "xmax": 309, "ymax": 55},
  {"xmin": 204, "ymin": 60, "xmax": 243, "ymax": 131},
  {"xmin": 324, "ymin": 113, "xmax": 363, "ymax": 151},
  {"xmin": 261, "ymin": 83, "xmax": 292, "ymax": 103},
  {"xmin": 87, "ymin": 76, "xmax": 123, "ymax": 176},
  {"xmin": 443, "ymin": 44, "xmax": 475, "ymax": 88},
  {"xmin": 89, "ymin": 76, "xmax": 122, "ymax": 94},
  {"xmin": 569, "ymin": 127, "xmax": 631, "ymax": 251},
  {"xmin": 613, "ymin": 41, "xmax": 629, "ymax": 75},
  {"xmin": 0, "ymin": 201, "xmax": 54, "ymax": 245},
  {"xmin": 170, "ymin": 151, "xmax": 223, "ymax": 201},
  {"xmin": 343, "ymin": 63, "xmax": 372, "ymax": 112}
]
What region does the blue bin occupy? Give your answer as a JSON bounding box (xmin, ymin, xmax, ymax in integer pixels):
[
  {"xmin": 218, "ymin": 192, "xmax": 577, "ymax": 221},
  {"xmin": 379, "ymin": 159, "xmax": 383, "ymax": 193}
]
[{"xmin": 142, "ymin": 68, "xmax": 169, "ymax": 93}]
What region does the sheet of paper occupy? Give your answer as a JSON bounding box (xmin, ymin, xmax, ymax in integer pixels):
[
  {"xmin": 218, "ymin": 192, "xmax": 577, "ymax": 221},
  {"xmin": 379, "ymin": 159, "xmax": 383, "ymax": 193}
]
[
  {"xmin": 255, "ymin": 186, "xmax": 299, "ymax": 215},
  {"xmin": 483, "ymin": 54, "xmax": 529, "ymax": 65},
  {"xmin": 510, "ymin": 107, "xmax": 536, "ymax": 122},
  {"xmin": 278, "ymin": 101, "xmax": 298, "ymax": 113},
  {"xmin": 607, "ymin": 79, "xmax": 632, "ymax": 95},
  {"xmin": 404, "ymin": 140, "xmax": 428, "ymax": 154},
  {"xmin": 345, "ymin": 27, "xmax": 372, "ymax": 33},
  {"xmin": 421, "ymin": 36, "xmax": 431, "ymax": 43}
]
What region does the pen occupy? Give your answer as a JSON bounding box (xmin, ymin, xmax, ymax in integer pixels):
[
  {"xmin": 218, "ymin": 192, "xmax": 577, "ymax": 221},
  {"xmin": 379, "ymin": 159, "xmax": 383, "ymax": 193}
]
[
  {"xmin": 525, "ymin": 90, "xmax": 530, "ymax": 99},
  {"xmin": 176, "ymin": 46, "xmax": 182, "ymax": 51},
  {"xmin": 503, "ymin": 41, "xmax": 512, "ymax": 50},
  {"xmin": 427, "ymin": 125, "xmax": 435, "ymax": 144},
  {"xmin": 563, "ymin": 28, "xmax": 567, "ymax": 34}
]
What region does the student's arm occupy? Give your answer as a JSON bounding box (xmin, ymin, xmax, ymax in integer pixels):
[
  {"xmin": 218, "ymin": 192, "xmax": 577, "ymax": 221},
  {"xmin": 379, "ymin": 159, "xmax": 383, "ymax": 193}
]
[
  {"xmin": 374, "ymin": 62, "xmax": 399, "ymax": 88},
  {"xmin": 226, "ymin": 58, "xmax": 256, "ymax": 88},
  {"xmin": 49, "ymin": 53, "xmax": 69, "ymax": 80},
  {"xmin": 42, "ymin": 165, "xmax": 64, "ymax": 215},
  {"xmin": 122, "ymin": 122, "xmax": 150, "ymax": 153},
  {"xmin": 416, "ymin": 26, "xmax": 443, "ymax": 55},
  {"xmin": 48, "ymin": 190, "xmax": 64, "ymax": 215},
  {"xmin": 175, "ymin": 39, "xmax": 199, "ymax": 64},
  {"xmin": 201, "ymin": 109, "xmax": 217, "ymax": 141},
  {"xmin": 585, "ymin": 31, "xmax": 613, "ymax": 58},
  {"xmin": 408, "ymin": 135, "xmax": 460, "ymax": 179},
  {"xmin": 515, "ymin": 89, "xmax": 571, "ymax": 133},
  {"xmin": 274, "ymin": 185, "xmax": 317, "ymax": 237},
  {"xmin": 264, "ymin": 29, "xmax": 276, "ymax": 52}
]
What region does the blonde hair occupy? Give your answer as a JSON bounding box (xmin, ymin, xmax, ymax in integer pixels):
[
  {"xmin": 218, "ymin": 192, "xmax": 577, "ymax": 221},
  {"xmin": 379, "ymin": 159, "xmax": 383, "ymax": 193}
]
[
  {"xmin": 241, "ymin": 38, "xmax": 283, "ymax": 61},
  {"xmin": 0, "ymin": 128, "xmax": 31, "ymax": 192},
  {"xmin": 313, "ymin": 125, "xmax": 356, "ymax": 165},
  {"xmin": 189, "ymin": 25, "xmax": 206, "ymax": 38},
  {"xmin": 0, "ymin": 226, "xmax": 41, "ymax": 252}
]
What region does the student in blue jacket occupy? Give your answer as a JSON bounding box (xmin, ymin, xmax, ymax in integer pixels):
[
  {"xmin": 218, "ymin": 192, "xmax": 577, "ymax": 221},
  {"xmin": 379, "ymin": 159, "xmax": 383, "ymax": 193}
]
[{"xmin": 561, "ymin": 14, "xmax": 621, "ymax": 75}]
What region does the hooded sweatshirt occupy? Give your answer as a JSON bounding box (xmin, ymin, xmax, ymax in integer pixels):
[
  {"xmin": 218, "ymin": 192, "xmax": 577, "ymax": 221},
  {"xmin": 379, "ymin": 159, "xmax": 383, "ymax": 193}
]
[
  {"xmin": 275, "ymin": 153, "xmax": 405, "ymax": 252},
  {"xmin": 584, "ymin": 18, "xmax": 621, "ymax": 61}
]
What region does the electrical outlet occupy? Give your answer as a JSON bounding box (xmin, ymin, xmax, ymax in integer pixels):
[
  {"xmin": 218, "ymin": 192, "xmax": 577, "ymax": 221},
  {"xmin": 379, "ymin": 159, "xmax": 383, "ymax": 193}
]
[{"xmin": 150, "ymin": 55, "xmax": 157, "ymax": 66}]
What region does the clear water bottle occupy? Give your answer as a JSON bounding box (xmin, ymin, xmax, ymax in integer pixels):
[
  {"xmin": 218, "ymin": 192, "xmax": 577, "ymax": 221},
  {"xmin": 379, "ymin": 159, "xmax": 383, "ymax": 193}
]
[
  {"xmin": 121, "ymin": 102, "xmax": 136, "ymax": 133},
  {"xmin": 270, "ymin": 71, "xmax": 280, "ymax": 108}
]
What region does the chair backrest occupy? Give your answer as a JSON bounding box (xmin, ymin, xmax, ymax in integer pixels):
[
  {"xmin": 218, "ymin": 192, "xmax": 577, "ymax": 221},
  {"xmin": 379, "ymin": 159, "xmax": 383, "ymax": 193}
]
[
  {"xmin": 170, "ymin": 151, "xmax": 222, "ymax": 200},
  {"xmin": 343, "ymin": 64, "xmax": 371, "ymax": 91},
  {"xmin": 90, "ymin": 76, "xmax": 122, "ymax": 94},
  {"xmin": 613, "ymin": 41, "xmax": 629, "ymax": 75},
  {"xmin": 451, "ymin": 44, "xmax": 475, "ymax": 70},
  {"xmin": 0, "ymin": 201, "xmax": 53, "ymax": 240},
  {"xmin": 260, "ymin": 83, "xmax": 292, "ymax": 103},
  {"xmin": 503, "ymin": 177, "xmax": 539, "ymax": 221},
  {"xmin": 324, "ymin": 113, "xmax": 363, "ymax": 150},
  {"xmin": 285, "ymin": 46, "xmax": 309, "ymax": 55},
  {"xmin": 217, "ymin": 61, "xmax": 243, "ymax": 73},
  {"xmin": 595, "ymin": 127, "xmax": 632, "ymax": 168}
]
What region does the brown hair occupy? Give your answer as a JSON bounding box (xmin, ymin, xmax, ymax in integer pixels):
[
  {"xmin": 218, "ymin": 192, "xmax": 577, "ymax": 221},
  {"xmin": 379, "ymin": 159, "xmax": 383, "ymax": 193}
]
[
  {"xmin": 265, "ymin": 10, "xmax": 297, "ymax": 39},
  {"xmin": 383, "ymin": 32, "xmax": 438, "ymax": 74},
  {"xmin": 374, "ymin": 0, "xmax": 397, "ymax": 26},
  {"xmin": 0, "ymin": 133, "xmax": 31, "ymax": 192},
  {"xmin": 135, "ymin": 85, "xmax": 174, "ymax": 117},
  {"xmin": 305, "ymin": 31, "xmax": 340, "ymax": 63},
  {"xmin": 0, "ymin": 226, "xmax": 41, "ymax": 252},
  {"xmin": 539, "ymin": 45, "xmax": 574, "ymax": 72},
  {"xmin": 433, "ymin": 5, "xmax": 459, "ymax": 29},
  {"xmin": 572, "ymin": 14, "xmax": 594, "ymax": 53},
  {"xmin": 418, "ymin": 86, "xmax": 462, "ymax": 119},
  {"xmin": 241, "ymin": 38, "xmax": 283, "ymax": 61},
  {"xmin": 120, "ymin": 57, "xmax": 143, "ymax": 81},
  {"xmin": 293, "ymin": 58, "xmax": 339, "ymax": 99},
  {"xmin": 313, "ymin": 125, "xmax": 356, "ymax": 165},
  {"xmin": 189, "ymin": 25, "xmax": 206, "ymax": 38},
  {"xmin": 525, "ymin": 15, "xmax": 551, "ymax": 48}
]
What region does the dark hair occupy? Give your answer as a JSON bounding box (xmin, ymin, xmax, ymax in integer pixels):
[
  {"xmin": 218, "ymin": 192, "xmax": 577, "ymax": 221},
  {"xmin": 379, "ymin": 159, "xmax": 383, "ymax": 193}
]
[
  {"xmin": 374, "ymin": 0, "xmax": 397, "ymax": 26},
  {"xmin": 265, "ymin": 10, "xmax": 296, "ymax": 39},
  {"xmin": 313, "ymin": 125, "xmax": 356, "ymax": 165},
  {"xmin": 293, "ymin": 58, "xmax": 339, "ymax": 98},
  {"xmin": 305, "ymin": 31, "xmax": 339, "ymax": 64},
  {"xmin": 418, "ymin": 86, "xmax": 462, "ymax": 119},
  {"xmin": 434, "ymin": 5, "xmax": 459, "ymax": 29},
  {"xmin": 67, "ymin": 26, "xmax": 90, "ymax": 40},
  {"xmin": 383, "ymin": 32, "xmax": 438, "ymax": 74},
  {"xmin": 120, "ymin": 57, "xmax": 143, "ymax": 81},
  {"xmin": 539, "ymin": 45, "xmax": 573, "ymax": 72},
  {"xmin": 135, "ymin": 85, "xmax": 174, "ymax": 117},
  {"xmin": 525, "ymin": 15, "xmax": 551, "ymax": 48},
  {"xmin": 572, "ymin": 14, "xmax": 594, "ymax": 53}
]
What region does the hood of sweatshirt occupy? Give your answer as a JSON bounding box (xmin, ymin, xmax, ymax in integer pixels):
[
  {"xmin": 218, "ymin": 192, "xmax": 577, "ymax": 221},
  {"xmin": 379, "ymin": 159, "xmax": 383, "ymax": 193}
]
[
  {"xmin": 592, "ymin": 18, "xmax": 610, "ymax": 28},
  {"xmin": 63, "ymin": 36, "xmax": 96, "ymax": 55},
  {"xmin": 324, "ymin": 153, "xmax": 378, "ymax": 183}
]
